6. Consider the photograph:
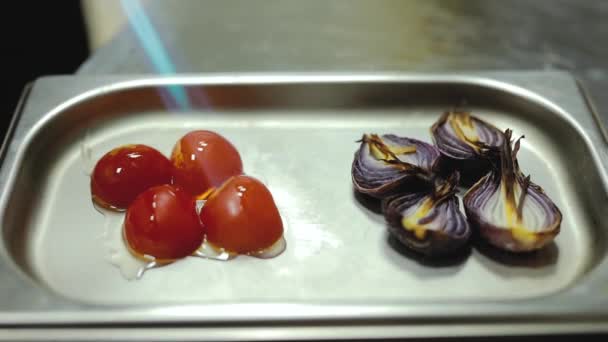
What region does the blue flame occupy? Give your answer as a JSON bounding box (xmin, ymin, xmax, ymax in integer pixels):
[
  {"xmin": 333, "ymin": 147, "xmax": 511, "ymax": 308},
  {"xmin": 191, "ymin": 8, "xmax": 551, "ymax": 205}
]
[{"xmin": 121, "ymin": 0, "xmax": 190, "ymax": 110}]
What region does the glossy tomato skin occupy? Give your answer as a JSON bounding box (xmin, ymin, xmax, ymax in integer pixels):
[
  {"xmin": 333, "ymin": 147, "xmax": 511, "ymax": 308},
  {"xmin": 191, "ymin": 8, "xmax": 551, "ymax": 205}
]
[
  {"xmin": 124, "ymin": 185, "xmax": 205, "ymax": 260},
  {"xmin": 91, "ymin": 144, "xmax": 172, "ymax": 210},
  {"xmin": 171, "ymin": 130, "xmax": 243, "ymax": 196},
  {"xmin": 200, "ymin": 175, "xmax": 283, "ymax": 254}
]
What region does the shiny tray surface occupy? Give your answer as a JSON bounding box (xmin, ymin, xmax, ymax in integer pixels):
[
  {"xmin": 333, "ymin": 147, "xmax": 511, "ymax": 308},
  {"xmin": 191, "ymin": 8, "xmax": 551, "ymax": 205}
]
[{"xmin": 0, "ymin": 73, "xmax": 607, "ymax": 340}]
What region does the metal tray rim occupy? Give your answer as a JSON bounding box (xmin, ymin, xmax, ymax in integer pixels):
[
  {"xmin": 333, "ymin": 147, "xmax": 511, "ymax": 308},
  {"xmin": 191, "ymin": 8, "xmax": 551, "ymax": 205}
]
[{"xmin": 0, "ymin": 72, "xmax": 607, "ymax": 335}]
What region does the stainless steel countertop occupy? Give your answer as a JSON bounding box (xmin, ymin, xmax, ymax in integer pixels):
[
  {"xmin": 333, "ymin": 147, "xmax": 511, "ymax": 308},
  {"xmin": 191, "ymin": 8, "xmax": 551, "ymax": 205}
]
[{"xmin": 77, "ymin": 0, "xmax": 608, "ymax": 131}]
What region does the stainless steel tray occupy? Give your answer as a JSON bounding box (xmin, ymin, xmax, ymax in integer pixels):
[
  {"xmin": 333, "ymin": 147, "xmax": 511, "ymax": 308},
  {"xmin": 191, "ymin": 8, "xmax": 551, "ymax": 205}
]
[{"xmin": 0, "ymin": 72, "xmax": 607, "ymax": 340}]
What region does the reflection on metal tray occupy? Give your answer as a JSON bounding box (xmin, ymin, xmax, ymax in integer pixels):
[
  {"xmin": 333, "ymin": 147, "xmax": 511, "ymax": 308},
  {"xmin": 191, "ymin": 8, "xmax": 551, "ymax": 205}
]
[{"xmin": 0, "ymin": 72, "xmax": 607, "ymax": 340}]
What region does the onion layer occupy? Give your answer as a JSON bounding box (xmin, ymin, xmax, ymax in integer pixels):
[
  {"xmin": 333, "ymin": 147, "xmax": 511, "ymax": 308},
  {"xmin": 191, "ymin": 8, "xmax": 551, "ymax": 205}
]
[
  {"xmin": 383, "ymin": 173, "xmax": 471, "ymax": 256},
  {"xmin": 463, "ymin": 129, "xmax": 562, "ymax": 252},
  {"xmin": 352, "ymin": 134, "xmax": 439, "ymax": 198}
]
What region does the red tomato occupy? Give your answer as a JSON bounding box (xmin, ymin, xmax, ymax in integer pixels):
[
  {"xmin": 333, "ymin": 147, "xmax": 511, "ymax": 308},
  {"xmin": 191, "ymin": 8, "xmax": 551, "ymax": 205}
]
[
  {"xmin": 91, "ymin": 144, "xmax": 172, "ymax": 210},
  {"xmin": 171, "ymin": 130, "xmax": 243, "ymax": 196},
  {"xmin": 124, "ymin": 185, "xmax": 205, "ymax": 260},
  {"xmin": 200, "ymin": 175, "xmax": 283, "ymax": 254}
]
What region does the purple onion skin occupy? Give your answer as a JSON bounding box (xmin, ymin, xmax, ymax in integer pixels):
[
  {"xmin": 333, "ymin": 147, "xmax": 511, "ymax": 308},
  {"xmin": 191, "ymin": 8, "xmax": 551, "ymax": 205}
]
[
  {"xmin": 463, "ymin": 130, "xmax": 562, "ymax": 252},
  {"xmin": 351, "ymin": 134, "xmax": 440, "ymax": 198},
  {"xmin": 382, "ymin": 174, "xmax": 471, "ymax": 256},
  {"xmin": 431, "ymin": 111, "xmax": 504, "ymax": 186}
]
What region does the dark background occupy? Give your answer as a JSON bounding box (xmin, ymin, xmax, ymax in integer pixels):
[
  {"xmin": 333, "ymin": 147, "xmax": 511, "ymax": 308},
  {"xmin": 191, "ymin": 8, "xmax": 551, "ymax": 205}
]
[{"xmin": 3, "ymin": 1, "xmax": 89, "ymax": 139}]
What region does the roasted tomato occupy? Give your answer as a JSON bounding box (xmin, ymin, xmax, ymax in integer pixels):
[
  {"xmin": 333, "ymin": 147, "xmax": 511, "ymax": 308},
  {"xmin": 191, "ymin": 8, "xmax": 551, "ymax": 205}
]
[
  {"xmin": 124, "ymin": 185, "xmax": 205, "ymax": 260},
  {"xmin": 171, "ymin": 130, "xmax": 243, "ymax": 196},
  {"xmin": 199, "ymin": 175, "xmax": 283, "ymax": 254},
  {"xmin": 91, "ymin": 144, "xmax": 172, "ymax": 210}
]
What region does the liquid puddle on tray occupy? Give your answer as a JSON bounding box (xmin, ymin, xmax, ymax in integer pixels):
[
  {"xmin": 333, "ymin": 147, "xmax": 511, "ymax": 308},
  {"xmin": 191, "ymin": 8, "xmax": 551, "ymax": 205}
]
[{"xmin": 95, "ymin": 200, "xmax": 287, "ymax": 280}]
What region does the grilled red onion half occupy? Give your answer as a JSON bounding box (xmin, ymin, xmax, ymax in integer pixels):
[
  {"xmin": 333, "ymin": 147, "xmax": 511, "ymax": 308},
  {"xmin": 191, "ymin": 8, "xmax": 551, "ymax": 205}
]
[
  {"xmin": 431, "ymin": 110, "xmax": 504, "ymax": 184},
  {"xmin": 463, "ymin": 129, "xmax": 562, "ymax": 252},
  {"xmin": 352, "ymin": 134, "xmax": 440, "ymax": 198},
  {"xmin": 383, "ymin": 173, "xmax": 471, "ymax": 256}
]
